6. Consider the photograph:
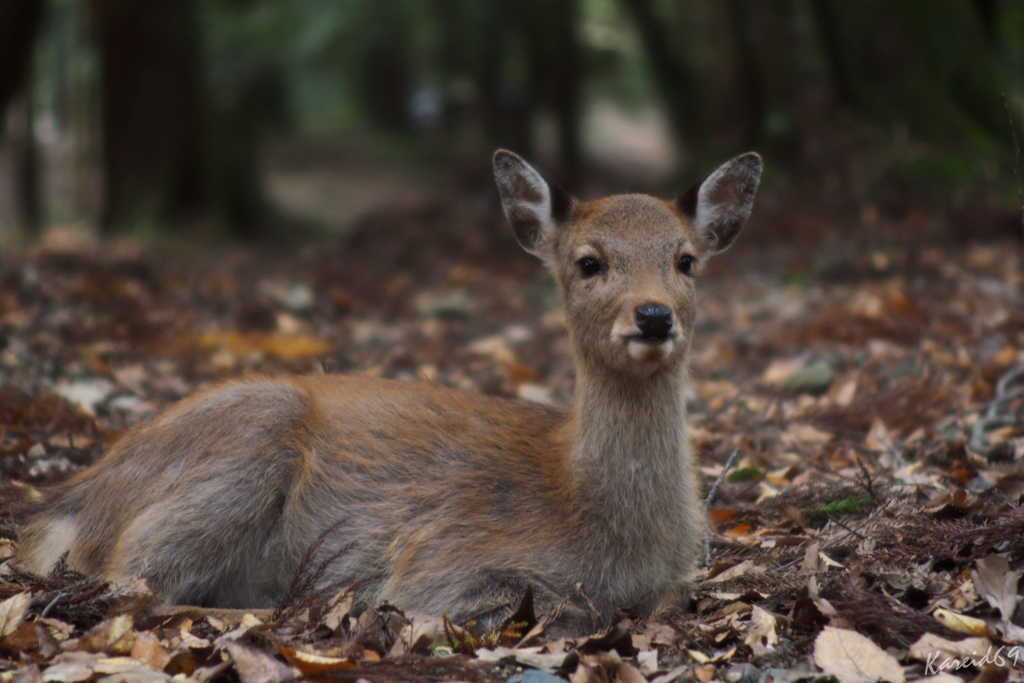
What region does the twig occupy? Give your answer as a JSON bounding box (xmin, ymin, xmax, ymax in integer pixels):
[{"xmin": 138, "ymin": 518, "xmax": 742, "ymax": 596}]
[
  {"xmin": 273, "ymin": 519, "xmax": 353, "ymax": 624},
  {"xmin": 854, "ymin": 455, "xmax": 876, "ymax": 501},
  {"xmin": 1002, "ymin": 93, "xmax": 1024, "ymax": 238},
  {"xmin": 702, "ymin": 448, "xmax": 740, "ymax": 568},
  {"xmin": 40, "ymin": 591, "xmax": 69, "ymax": 618},
  {"xmin": 824, "ymin": 513, "xmax": 868, "ymax": 543}
]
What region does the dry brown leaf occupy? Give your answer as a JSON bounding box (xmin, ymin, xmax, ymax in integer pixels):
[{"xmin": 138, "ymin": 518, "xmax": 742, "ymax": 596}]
[
  {"xmin": 476, "ymin": 646, "xmax": 572, "ymax": 673},
  {"xmin": 0, "ymin": 593, "xmax": 30, "ymax": 638},
  {"xmin": 695, "ymin": 664, "xmax": 716, "ymax": 683},
  {"xmin": 933, "ymin": 608, "xmax": 989, "ymax": 637},
  {"xmin": 762, "ymin": 357, "xmax": 809, "ymax": 384},
  {"xmin": 813, "ymin": 626, "xmax": 905, "ymax": 683},
  {"xmin": 198, "ymin": 331, "xmax": 331, "ymax": 360},
  {"xmin": 708, "ymin": 560, "xmax": 760, "ymax": 583},
  {"xmin": 75, "ymin": 615, "xmax": 134, "ymax": 655},
  {"xmin": 787, "ymin": 423, "xmax": 835, "ymax": 445},
  {"xmin": 907, "ymin": 633, "xmax": 993, "ymax": 665},
  {"xmin": 637, "ymin": 649, "xmax": 658, "ymax": 674},
  {"xmin": 130, "ymin": 632, "xmax": 171, "ymax": 670},
  {"xmin": 321, "ymin": 589, "xmax": 354, "ymax": 633},
  {"xmin": 744, "ymin": 605, "xmax": 778, "ymax": 656},
  {"xmin": 650, "ymin": 665, "xmax": 689, "ymax": 683},
  {"xmin": 863, "ymin": 420, "xmax": 894, "ymax": 453},
  {"xmin": 616, "ymin": 661, "xmax": 646, "ymax": 683},
  {"xmin": 39, "ymin": 656, "xmax": 96, "ymax": 683},
  {"xmin": 803, "ymin": 542, "xmax": 821, "ymax": 575},
  {"xmin": 916, "ymin": 675, "xmax": 966, "ymax": 683},
  {"xmin": 276, "ymin": 646, "xmax": 356, "ymax": 674},
  {"xmin": 1, "ymin": 620, "xmax": 39, "ymax": 654},
  {"xmin": 972, "ymin": 555, "xmax": 1021, "ymax": 622},
  {"xmin": 222, "ymin": 640, "xmax": 296, "ymax": 683},
  {"xmin": 389, "ymin": 611, "xmax": 445, "ymax": 657}
]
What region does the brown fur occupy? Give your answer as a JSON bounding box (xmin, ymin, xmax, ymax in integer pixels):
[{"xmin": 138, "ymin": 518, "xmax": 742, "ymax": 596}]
[{"xmin": 20, "ymin": 150, "xmax": 762, "ymax": 635}]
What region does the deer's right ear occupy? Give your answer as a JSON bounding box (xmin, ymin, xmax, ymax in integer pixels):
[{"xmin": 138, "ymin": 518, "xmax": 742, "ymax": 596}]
[{"xmin": 493, "ymin": 150, "xmax": 572, "ymax": 263}]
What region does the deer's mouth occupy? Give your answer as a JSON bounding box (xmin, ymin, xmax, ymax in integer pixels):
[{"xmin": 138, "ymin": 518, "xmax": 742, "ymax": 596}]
[
  {"xmin": 631, "ymin": 333, "xmax": 672, "ymax": 344},
  {"xmin": 625, "ymin": 334, "xmax": 678, "ymax": 362}
]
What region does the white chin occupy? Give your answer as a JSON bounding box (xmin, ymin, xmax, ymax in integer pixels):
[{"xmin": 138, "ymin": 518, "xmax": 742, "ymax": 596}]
[{"xmin": 627, "ymin": 338, "xmax": 675, "ymax": 362}]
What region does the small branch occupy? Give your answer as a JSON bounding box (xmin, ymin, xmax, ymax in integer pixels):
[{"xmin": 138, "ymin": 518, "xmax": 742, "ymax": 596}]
[
  {"xmin": 41, "ymin": 591, "xmax": 69, "ymax": 618},
  {"xmin": 702, "ymin": 448, "xmax": 741, "ymax": 568},
  {"xmin": 1001, "ymin": 94, "xmax": 1024, "ymax": 239},
  {"xmin": 854, "ymin": 454, "xmax": 876, "ymax": 501}
]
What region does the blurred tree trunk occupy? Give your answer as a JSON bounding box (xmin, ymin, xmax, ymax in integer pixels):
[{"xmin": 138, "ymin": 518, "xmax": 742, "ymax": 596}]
[
  {"xmin": 0, "ymin": 0, "xmax": 44, "ymax": 115},
  {"xmin": 810, "ymin": 0, "xmax": 1002, "ymax": 146},
  {"xmin": 91, "ymin": 0, "xmax": 207, "ymax": 232},
  {"xmin": 547, "ymin": 0, "xmax": 583, "ymax": 178},
  {"xmin": 355, "ymin": 0, "xmax": 410, "ymax": 133},
  {"xmin": 973, "ymin": 0, "xmax": 997, "ymax": 42},
  {"xmin": 0, "ymin": 0, "xmax": 46, "ymax": 237},
  {"xmin": 727, "ymin": 0, "xmax": 765, "ymax": 149},
  {"xmin": 808, "ymin": 0, "xmax": 858, "ymax": 108},
  {"xmin": 9, "ymin": 88, "xmax": 43, "ymax": 236},
  {"xmin": 476, "ymin": 0, "xmax": 531, "ymax": 157},
  {"xmin": 617, "ymin": 0, "xmax": 699, "ymax": 155}
]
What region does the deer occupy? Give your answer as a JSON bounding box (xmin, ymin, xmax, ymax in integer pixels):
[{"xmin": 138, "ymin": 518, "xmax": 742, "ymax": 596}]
[{"xmin": 18, "ymin": 149, "xmax": 762, "ymax": 636}]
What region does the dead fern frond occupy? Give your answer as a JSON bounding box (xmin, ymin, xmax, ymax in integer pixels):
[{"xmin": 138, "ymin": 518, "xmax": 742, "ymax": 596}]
[{"xmin": 273, "ymin": 519, "xmax": 355, "ymax": 625}]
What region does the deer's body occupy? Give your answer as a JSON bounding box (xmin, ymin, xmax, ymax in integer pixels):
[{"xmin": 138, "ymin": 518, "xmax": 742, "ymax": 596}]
[{"xmin": 20, "ymin": 150, "xmax": 762, "ymax": 635}]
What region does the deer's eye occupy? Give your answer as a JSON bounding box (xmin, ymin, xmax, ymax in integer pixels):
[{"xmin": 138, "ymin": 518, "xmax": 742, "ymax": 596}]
[
  {"xmin": 578, "ymin": 257, "xmax": 603, "ymax": 278},
  {"xmin": 677, "ymin": 254, "xmax": 694, "ymax": 275}
]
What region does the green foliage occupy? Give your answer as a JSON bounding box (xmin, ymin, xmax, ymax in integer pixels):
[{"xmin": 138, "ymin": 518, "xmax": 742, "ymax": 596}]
[
  {"xmin": 726, "ymin": 467, "xmax": 765, "ymax": 484},
  {"xmin": 810, "ymin": 494, "xmax": 874, "ymax": 518}
]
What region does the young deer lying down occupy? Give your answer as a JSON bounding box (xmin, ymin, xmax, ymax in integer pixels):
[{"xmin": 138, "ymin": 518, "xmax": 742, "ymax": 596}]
[{"xmin": 20, "ymin": 150, "xmax": 762, "ymax": 635}]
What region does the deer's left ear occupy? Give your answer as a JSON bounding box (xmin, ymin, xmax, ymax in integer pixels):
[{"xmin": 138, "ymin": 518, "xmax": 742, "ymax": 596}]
[{"xmin": 676, "ymin": 152, "xmax": 762, "ymax": 254}]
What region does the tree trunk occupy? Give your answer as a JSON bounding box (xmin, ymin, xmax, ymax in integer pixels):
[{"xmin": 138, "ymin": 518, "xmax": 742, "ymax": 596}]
[
  {"xmin": 91, "ymin": 0, "xmax": 207, "ymax": 232},
  {"xmin": 0, "ymin": 0, "xmax": 44, "ymax": 116},
  {"xmin": 0, "ymin": 0, "xmax": 45, "ymax": 237},
  {"xmin": 548, "ymin": 0, "xmax": 583, "ymax": 179},
  {"xmin": 727, "ymin": 0, "xmax": 765, "ymax": 149},
  {"xmin": 617, "ymin": 0, "xmax": 699, "ymax": 155},
  {"xmin": 9, "ymin": 88, "xmax": 43, "ymax": 236}
]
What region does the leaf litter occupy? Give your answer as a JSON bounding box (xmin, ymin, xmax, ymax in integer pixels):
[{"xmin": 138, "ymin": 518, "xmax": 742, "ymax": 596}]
[{"xmin": 0, "ymin": 211, "xmax": 1022, "ymax": 682}]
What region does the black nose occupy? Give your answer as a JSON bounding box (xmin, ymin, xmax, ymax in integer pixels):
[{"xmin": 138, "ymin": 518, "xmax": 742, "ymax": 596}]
[{"xmin": 634, "ymin": 303, "xmax": 673, "ymax": 338}]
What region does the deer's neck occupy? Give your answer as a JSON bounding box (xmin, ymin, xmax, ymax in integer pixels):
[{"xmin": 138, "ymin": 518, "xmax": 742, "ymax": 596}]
[{"xmin": 568, "ymin": 362, "xmax": 697, "ymax": 559}]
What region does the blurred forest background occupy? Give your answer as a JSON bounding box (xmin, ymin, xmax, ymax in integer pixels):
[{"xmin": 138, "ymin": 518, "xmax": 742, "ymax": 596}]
[{"xmin": 1, "ymin": 0, "xmax": 1023, "ymax": 245}]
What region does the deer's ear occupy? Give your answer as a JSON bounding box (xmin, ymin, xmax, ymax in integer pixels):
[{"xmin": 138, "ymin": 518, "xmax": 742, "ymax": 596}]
[
  {"xmin": 676, "ymin": 152, "xmax": 762, "ymax": 254},
  {"xmin": 493, "ymin": 150, "xmax": 572, "ymax": 263}
]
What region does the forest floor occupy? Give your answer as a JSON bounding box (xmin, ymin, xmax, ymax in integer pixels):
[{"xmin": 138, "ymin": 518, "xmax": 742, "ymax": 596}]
[{"xmin": 0, "ymin": 158, "xmax": 1023, "ymax": 683}]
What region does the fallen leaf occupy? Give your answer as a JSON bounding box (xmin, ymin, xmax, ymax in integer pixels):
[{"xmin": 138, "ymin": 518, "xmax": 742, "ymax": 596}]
[
  {"xmin": 276, "ymin": 646, "xmax": 356, "ymax": 674},
  {"xmin": 0, "ymin": 593, "xmax": 30, "ymax": 637},
  {"xmin": 907, "ymin": 633, "xmax": 993, "ymax": 664},
  {"xmin": 637, "ymin": 649, "xmax": 658, "ymax": 674},
  {"xmin": 130, "ymin": 632, "xmax": 171, "ymax": 669},
  {"xmin": 813, "ymin": 626, "xmax": 905, "ymax": 683},
  {"xmin": 476, "ymin": 646, "xmax": 572, "ymax": 673},
  {"xmin": 708, "ymin": 560, "xmax": 759, "ymax": 584},
  {"xmin": 787, "ymin": 423, "xmax": 835, "ymax": 445},
  {"xmin": 744, "ymin": 605, "xmax": 778, "ymax": 656},
  {"xmin": 40, "ymin": 660, "xmax": 94, "ymax": 683},
  {"xmin": 972, "ymin": 555, "xmax": 1021, "ymax": 622},
  {"xmin": 222, "ymin": 640, "xmax": 296, "ymax": 683},
  {"xmin": 650, "ymin": 665, "xmax": 688, "ymax": 683},
  {"xmin": 198, "ymin": 331, "xmax": 331, "ymax": 360},
  {"xmin": 321, "ymin": 589, "xmax": 354, "ymax": 633},
  {"xmin": 933, "ymin": 608, "xmax": 989, "ymax": 637},
  {"xmin": 707, "ymin": 508, "xmax": 739, "ymax": 525},
  {"xmin": 762, "ymin": 357, "xmax": 810, "ymax": 384},
  {"xmin": 695, "ymin": 664, "xmax": 716, "ymax": 683}
]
